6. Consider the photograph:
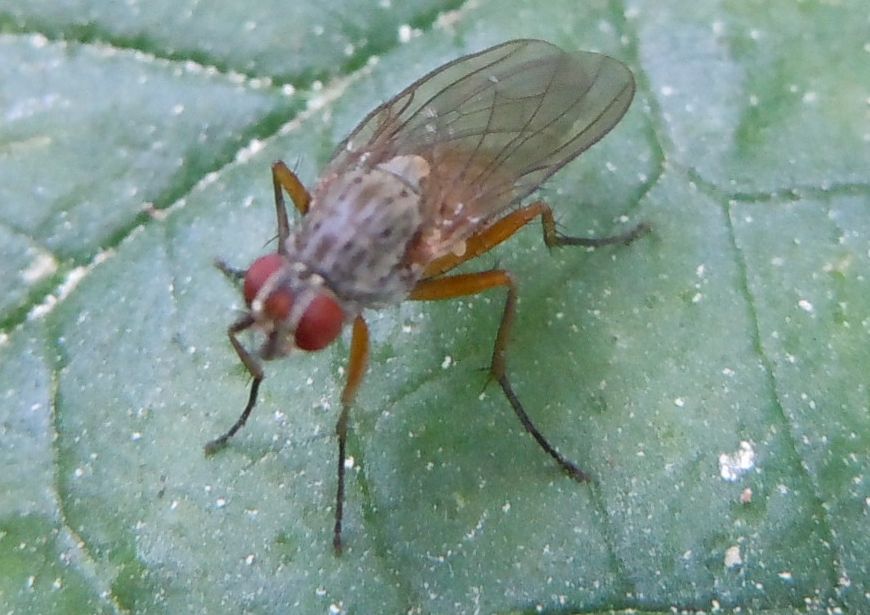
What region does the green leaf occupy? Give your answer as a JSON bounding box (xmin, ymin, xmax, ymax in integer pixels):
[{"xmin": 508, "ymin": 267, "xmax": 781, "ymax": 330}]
[{"xmin": 1, "ymin": 0, "xmax": 866, "ymax": 613}]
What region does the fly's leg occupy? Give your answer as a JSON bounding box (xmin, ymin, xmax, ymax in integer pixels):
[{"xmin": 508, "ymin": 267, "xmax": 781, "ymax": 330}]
[
  {"xmin": 211, "ymin": 163, "xmax": 311, "ymax": 276},
  {"xmin": 423, "ymin": 200, "xmax": 648, "ymax": 278},
  {"xmin": 272, "ymin": 161, "xmax": 311, "ymax": 255},
  {"xmin": 410, "ymin": 271, "xmax": 591, "ymax": 482},
  {"xmin": 413, "ymin": 202, "xmax": 648, "ymax": 479},
  {"xmin": 204, "ymin": 315, "xmax": 264, "ymax": 455},
  {"xmin": 205, "ymin": 166, "xmax": 307, "ymax": 449},
  {"xmin": 333, "ymin": 316, "xmax": 370, "ymax": 555},
  {"xmin": 214, "ymin": 260, "xmax": 246, "ymax": 282},
  {"xmin": 534, "ymin": 201, "xmax": 650, "ymax": 248},
  {"xmin": 272, "ymin": 161, "xmax": 311, "ymax": 216}
]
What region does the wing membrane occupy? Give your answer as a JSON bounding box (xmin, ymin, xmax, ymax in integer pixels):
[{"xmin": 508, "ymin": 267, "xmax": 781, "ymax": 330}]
[{"xmin": 322, "ymin": 39, "xmax": 635, "ymax": 233}]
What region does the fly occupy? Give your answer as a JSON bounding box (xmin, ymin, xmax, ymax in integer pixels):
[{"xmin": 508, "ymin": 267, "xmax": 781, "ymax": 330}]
[{"xmin": 205, "ymin": 39, "xmax": 648, "ymax": 554}]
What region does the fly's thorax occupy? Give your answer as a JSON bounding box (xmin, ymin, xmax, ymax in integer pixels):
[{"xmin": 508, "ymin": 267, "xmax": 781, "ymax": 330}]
[
  {"xmin": 243, "ymin": 255, "xmax": 347, "ymax": 359},
  {"xmin": 295, "ymin": 154, "xmax": 431, "ymax": 306}
]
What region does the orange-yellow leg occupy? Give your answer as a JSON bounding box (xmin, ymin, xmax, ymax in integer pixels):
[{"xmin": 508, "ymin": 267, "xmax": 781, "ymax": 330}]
[
  {"xmin": 333, "ymin": 316, "xmax": 370, "ymax": 555},
  {"xmin": 204, "ymin": 314, "xmax": 263, "ymax": 455},
  {"xmin": 410, "ymin": 270, "xmax": 591, "ymax": 483},
  {"xmin": 272, "ymin": 161, "xmax": 311, "ymax": 252},
  {"xmin": 212, "ymin": 162, "xmax": 313, "ymax": 278},
  {"xmin": 423, "ymin": 200, "xmax": 649, "ymax": 278}
]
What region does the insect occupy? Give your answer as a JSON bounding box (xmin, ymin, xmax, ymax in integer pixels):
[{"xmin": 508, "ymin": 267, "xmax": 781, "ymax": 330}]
[{"xmin": 206, "ymin": 39, "xmax": 647, "ymax": 554}]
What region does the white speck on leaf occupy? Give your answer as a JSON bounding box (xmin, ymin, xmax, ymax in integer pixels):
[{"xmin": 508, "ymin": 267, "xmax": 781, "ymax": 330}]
[
  {"xmin": 719, "ymin": 441, "xmax": 756, "ymax": 481},
  {"xmin": 724, "ymin": 545, "xmax": 742, "ymax": 568},
  {"xmin": 235, "ymin": 138, "xmax": 265, "ymax": 163},
  {"xmin": 398, "ymin": 24, "xmax": 420, "ymax": 43},
  {"xmin": 21, "ymin": 250, "xmax": 57, "ymax": 283}
]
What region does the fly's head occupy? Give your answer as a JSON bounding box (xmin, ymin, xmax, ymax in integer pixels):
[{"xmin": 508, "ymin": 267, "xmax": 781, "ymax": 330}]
[{"xmin": 242, "ymin": 253, "xmax": 345, "ymax": 360}]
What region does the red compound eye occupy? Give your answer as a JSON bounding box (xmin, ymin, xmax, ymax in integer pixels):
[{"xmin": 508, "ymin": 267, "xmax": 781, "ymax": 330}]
[
  {"xmin": 244, "ymin": 254, "xmax": 294, "ymax": 321},
  {"xmin": 262, "ymin": 287, "xmax": 294, "ymax": 321},
  {"xmin": 295, "ymin": 293, "xmax": 344, "ymax": 351},
  {"xmin": 243, "ymin": 254, "xmax": 285, "ymax": 306}
]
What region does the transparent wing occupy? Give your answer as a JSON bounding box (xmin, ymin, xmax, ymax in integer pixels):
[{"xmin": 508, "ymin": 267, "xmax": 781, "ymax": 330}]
[{"xmin": 322, "ymin": 39, "xmax": 635, "ymax": 240}]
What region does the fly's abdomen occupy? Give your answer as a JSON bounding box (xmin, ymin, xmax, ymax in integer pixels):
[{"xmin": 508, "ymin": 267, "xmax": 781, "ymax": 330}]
[{"xmin": 295, "ymin": 155, "xmax": 431, "ymax": 306}]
